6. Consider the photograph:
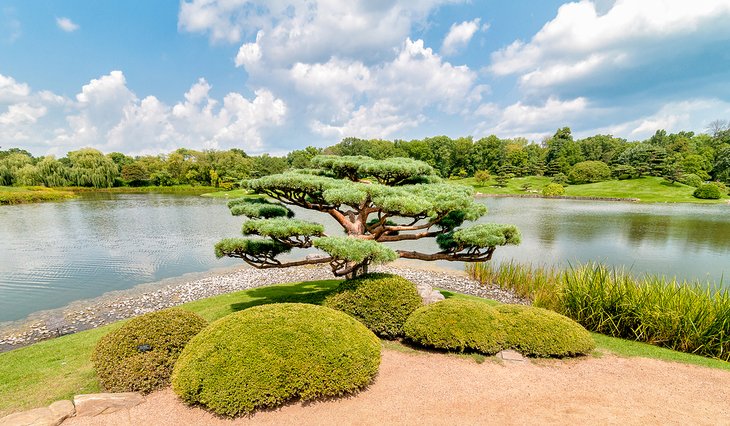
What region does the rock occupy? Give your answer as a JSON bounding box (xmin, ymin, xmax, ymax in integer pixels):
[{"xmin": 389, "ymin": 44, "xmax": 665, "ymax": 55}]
[
  {"xmin": 415, "ymin": 282, "xmax": 445, "ymax": 305},
  {"xmin": 0, "ymin": 400, "xmax": 74, "ymax": 426},
  {"xmin": 73, "ymin": 393, "xmax": 145, "ymax": 417},
  {"xmin": 497, "ymin": 349, "xmax": 526, "ymax": 363}
]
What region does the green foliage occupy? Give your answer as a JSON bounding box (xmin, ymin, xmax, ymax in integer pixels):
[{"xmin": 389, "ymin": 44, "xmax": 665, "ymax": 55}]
[
  {"xmin": 404, "ymin": 299, "xmax": 505, "ymax": 354},
  {"xmin": 568, "ymin": 160, "xmax": 611, "ymax": 184},
  {"xmin": 467, "ymin": 261, "xmax": 730, "ymax": 361},
  {"xmin": 494, "ymin": 304, "xmax": 595, "ymax": 357},
  {"xmin": 324, "ymin": 273, "xmax": 422, "ymax": 338},
  {"xmin": 242, "ymin": 218, "xmax": 324, "ymax": 238},
  {"xmin": 679, "ymin": 173, "xmax": 703, "ymax": 188},
  {"xmin": 542, "ymin": 183, "xmax": 565, "ymax": 196},
  {"xmin": 91, "ymin": 308, "xmax": 207, "ymax": 394},
  {"xmin": 473, "ymin": 170, "xmax": 491, "ymax": 184},
  {"xmin": 437, "ymin": 223, "xmax": 521, "ymax": 251},
  {"xmin": 67, "ymin": 148, "xmax": 119, "ymax": 188},
  {"xmin": 0, "ymin": 186, "xmax": 76, "ymax": 205},
  {"xmin": 693, "ymin": 183, "xmax": 722, "ymax": 199},
  {"xmin": 550, "ymin": 172, "xmax": 568, "ymax": 185},
  {"xmin": 171, "ymin": 303, "xmax": 381, "ymax": 417},
  {"xmin": 214, "ymin": 238, "xmax": 291, "ymax": 258},
  {"xmin": 403, "ymin": 299, "xmax": 594, "ymax": 357},
  {"xmin": 313, "ymin": 237, "xmax": 397, "ymax": 264},
  {"xmin": 227, "ymin": 196, "xmax": 293, "ymax": 218}
]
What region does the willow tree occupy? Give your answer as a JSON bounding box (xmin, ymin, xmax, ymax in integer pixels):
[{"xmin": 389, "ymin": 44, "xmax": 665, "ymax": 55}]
[{"xmin": 216, "ymin": 155, "xmax": 520, "ymax": 277}]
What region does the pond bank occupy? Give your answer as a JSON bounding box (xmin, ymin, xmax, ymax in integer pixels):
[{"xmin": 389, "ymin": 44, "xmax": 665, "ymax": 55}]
[
  {"xmin": 0, "ymin": 263, "xmax": 526, "ymax": 353},
  {"xmin": 475, "ymin": 192, "xmax": 640, "ymax": 202}
]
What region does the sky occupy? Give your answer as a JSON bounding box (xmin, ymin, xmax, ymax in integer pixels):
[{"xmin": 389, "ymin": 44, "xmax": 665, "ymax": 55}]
[{"xmin": 2, "ymin": 0, "xmax": 730, "ymax": 157}]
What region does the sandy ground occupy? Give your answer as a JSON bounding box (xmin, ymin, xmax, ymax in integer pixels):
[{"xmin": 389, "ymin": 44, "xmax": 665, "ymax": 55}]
[{"xmin": 63, "ymin": 349, "xmax": 730, "ymax": 426}]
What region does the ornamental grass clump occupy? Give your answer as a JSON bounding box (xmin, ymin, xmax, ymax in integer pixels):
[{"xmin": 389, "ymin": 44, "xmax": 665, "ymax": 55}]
[
  {"xmin": 91, "ymin": 308, "xmax": 207, "ymax": 394},
  {"xmin": 324, "ymin": 273, "xmax": 422, "ymax": 338},
  {"xmin": 403, "ymin": 299, "xmax": 593, "ymax": 357},
  {"xmin": 171, "ymin": 303, "xmax": 381, "ymax": 417}
]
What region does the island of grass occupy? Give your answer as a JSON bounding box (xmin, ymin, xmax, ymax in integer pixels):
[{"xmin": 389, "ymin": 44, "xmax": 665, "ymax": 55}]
[
  {"xmin": 1, "ymin": 277, "xmax": 728, "ymax": 418},
  {"xmin": 0, "ymin": 186, "xmax": 76, "ymax": 205}
]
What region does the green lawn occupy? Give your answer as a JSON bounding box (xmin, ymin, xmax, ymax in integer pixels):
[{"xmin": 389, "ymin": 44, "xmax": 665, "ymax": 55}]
[
  {"xmin": 463, "ymin": 176, "xmax": 728, "ymax": 204},
  {"xmin": 0, "ymin": 186, "xmax": 76, "ymax": 205},
  {"xmin": 1, "ymin": 279, "xmax": 727, "ymax": 417},
  {"xmin": 200, "ymin": 188, "xmax": 252, "ymax": 198}
]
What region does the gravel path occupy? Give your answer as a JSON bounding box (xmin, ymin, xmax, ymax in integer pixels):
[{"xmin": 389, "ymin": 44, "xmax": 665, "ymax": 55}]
[
  {"xmin": 63, "ymin": 349, "xmax": 730, "ymax": 425},
  {"xmin": 0, "ymin": 263, "xmax": 527, "ymax": 352}
]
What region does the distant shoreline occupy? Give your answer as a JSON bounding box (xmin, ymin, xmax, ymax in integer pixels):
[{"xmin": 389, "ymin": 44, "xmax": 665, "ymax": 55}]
[{"xmin": 475, "ymin": 192, "xmax": 640, "ymax": 202}]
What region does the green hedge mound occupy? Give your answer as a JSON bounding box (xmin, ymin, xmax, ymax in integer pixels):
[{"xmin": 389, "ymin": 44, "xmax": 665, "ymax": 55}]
[
  {"xmin": 91, "ymin": 308, "xmax": 207, "ymax": 394},
  {"xmin": 693, "ymin": 183, "xmax": 722, "ymax": 199},
  {"xmin": 495, "ymin": 304, "xmax": 596, "ymax": 357},
  {"xmin": 404, "ymin": 299, "xmax": 594, "ymax": 357},
  {"xmin": 403, "ymin": 299, "xmax": 505, "ymax": 354},
  {"xmin": 324, "ymin": 273, "xmax": 422, "ymax": 338},
  {"xmin": 171, "ymin": 303, "xmax": 381, "ymax": 417}
]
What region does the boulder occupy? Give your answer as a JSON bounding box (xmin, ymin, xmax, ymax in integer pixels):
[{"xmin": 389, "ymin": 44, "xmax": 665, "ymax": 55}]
[
  {"xmin": 0, "ymin": 400, "xmax": 74, "ymax": 426},
  {"xmin": 73, "ymin": 392, "xmax": 144, "ymax": 417},
  {"xmin": 416, "ymin": 283, "xmax": 445, "ymax": 305}
]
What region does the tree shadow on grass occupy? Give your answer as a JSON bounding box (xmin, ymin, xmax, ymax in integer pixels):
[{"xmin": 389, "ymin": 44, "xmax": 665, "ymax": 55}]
[{"xmin": 230, "ymin": 280, "xmax": 342, "ymax": 313}]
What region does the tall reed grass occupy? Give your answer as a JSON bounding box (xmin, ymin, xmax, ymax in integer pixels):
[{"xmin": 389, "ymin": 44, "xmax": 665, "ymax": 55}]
[{"xmin": 466, "ymin": 261, "xmax": 730, "ymax": 361}]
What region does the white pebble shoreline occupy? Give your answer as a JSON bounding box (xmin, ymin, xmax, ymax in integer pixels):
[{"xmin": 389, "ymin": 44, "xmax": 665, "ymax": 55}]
[{"xmin": 0, "ymin": 264, "xmax": 527, "ymax": 352}]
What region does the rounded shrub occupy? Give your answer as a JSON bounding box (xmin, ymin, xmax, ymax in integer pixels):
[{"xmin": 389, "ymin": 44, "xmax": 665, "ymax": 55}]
[
  {"xmin": 403, "ymin": 299, "xmax": 505, "ymax": 355},
  {"xmin": 542, "ymin": 183, "xmax": 565, "ymax": 196},
  {"xmin": 91, "ymin": 308, "xmax": 207, "ymax": 394},
  {"xmin": 324, "ymin": 273, "xmax": 422, "ymax": 338},
  {"xmin": 679, "ymin": 173, "xmax": 703, "ymax": 188},
  {"xmin": 568, "ymin": 160, "xmax": 611, "ymax": 184},
  {"xmin": 693, "ymin": 183, "xmax": 722, "ymax": 199},
  {"xmin": 172, "ymin": 303, "xmax": 381, "ymax": 417},
  {"xmin": 403, "ymin": 299, "xmax": 595, "ymax": 358},
  {"xmin": 495, "ymin": 304, "xmax": 595, "ymax": 357}
]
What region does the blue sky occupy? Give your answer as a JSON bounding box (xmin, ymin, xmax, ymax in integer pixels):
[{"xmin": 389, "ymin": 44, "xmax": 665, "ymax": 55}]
[{"xmin": 2, "ymin": 0, "xmax": 730, "ymax": 156}]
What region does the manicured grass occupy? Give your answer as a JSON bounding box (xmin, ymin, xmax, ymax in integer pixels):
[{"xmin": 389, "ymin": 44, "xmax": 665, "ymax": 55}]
[
  {"xmin": 462, "ymin": 176, "xmax": 728, "ymax": 203},
  {"xmin": 200, "ymin": 188, "xmax": 251, "ymax": 198},
  {"xmin": 0, "ymin": 186, "xmax": 76, "ymax": 205},
  {"xmin": 1, "ymin": 278, "xmax": 727, "ymax": 417}
]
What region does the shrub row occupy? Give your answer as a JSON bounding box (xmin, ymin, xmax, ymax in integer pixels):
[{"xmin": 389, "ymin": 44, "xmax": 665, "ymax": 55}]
[{"xmin": 467, "ymin": 261, "xmax": 730, "ymax": 361}]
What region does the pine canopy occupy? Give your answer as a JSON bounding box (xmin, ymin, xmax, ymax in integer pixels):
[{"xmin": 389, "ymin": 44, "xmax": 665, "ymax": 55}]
[{"xmin": 216, "ymin": 155, "xmax": 520, "ymax": 277}]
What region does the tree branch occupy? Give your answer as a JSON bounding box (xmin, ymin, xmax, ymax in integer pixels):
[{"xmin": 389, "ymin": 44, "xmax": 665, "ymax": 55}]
[{"xmin": 395, "ymin": 247, "xmax": 496, "ymax": 262}]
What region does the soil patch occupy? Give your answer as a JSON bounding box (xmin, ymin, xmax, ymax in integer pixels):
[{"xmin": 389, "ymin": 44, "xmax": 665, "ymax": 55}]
[{"xmin": 63, "ymin": 349, "xmax": 730, "ymax": 425}]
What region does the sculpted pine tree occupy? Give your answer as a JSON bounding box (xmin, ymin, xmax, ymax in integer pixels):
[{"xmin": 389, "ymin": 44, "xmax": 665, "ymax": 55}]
[{"xmin": 215, "ymin": 156, "xmax": 520, "ymax": 277}]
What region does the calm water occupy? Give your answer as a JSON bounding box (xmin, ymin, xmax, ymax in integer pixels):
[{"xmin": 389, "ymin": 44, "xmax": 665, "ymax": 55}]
[{"xmin": 0, "ymin": 194, "xmax": 728, "ymax": 323}]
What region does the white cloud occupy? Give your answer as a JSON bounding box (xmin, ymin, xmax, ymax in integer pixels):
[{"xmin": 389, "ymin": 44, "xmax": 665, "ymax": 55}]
[
  {"xmin": 297, "ymin": 38, "xmax": 484, "ymax": 139},
  {"xmin": 489, "ymin": 0, "xmax": 730, "ymax": 91},
  {"xmin": 0, "ymin": 72, "xmax": 287, "ymax": 155},
  {"xmin": 441, "ymin": 18, "xmax": 482, "ymax": 56},
  {"xmin": 0, "ymin": 74, "xmax": 30, "ymax": 102},
  {"xmin": 181, "ymin": 0, "xmax": 460, "ymax": 63},
  {"xmin": 476, "ymin": 96, "xmax": 589, "ymax": 139},
  {"xmin": 56, "ymin": 17, "xmax": 79, "ymax": 32},
  {"xmin": 1, "ymin": 8, "xmax": 21, "ymax": 43}
]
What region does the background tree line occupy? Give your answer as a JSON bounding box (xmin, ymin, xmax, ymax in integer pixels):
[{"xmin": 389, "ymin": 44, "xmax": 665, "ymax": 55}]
[{"xmin": 2, "ymin": 121, "xmax": 730, "ymax": 189}]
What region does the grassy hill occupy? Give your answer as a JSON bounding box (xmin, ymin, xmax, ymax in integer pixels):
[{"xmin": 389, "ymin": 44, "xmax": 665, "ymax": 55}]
[{"xmin": 464, "ymin": 176, "xmax": 728, "ymax": 204}]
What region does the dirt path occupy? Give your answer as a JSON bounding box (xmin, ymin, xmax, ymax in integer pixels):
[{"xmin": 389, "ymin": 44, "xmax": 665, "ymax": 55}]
[{"xmin": 64, "ymin": 349, "xmax": 730, "ymax": 425}]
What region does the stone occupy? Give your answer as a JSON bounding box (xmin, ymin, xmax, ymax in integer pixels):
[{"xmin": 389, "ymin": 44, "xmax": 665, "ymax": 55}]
[
  {"xmin": 416, "ymin": 282, "xmax": 445, "ymax": 305},
  {"xmin": 0, "ymin": 399, "xmax": 74, "ymax": 426},
  {"xmin": 48, "ymin": 400, "xmax": 75, "ymax": 421},
  {"xmin": 73, "ymin": 393, "xmax": 145, "ymax": 417},
  {"xmin": 497, "ymin": 349, "xmax": 526, "ymax": 363}
]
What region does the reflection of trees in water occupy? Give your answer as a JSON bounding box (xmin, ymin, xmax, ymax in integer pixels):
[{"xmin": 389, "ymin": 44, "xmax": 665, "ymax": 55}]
[{"xmin": 626, "ymin": 214, "xmax": 670, "ymax": 246}]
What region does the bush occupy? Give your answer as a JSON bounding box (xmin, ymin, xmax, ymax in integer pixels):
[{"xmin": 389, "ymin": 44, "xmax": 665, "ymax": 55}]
[
  {"xmin": 693, "ymin": 183, "xmax": 722, "ymax": 199},
  {"xmin": 403, "ymin": 299, "xmax": 593, "ymax": 357},
  {"xmin": 679, "ymin": 173, "xmax": 703, "ymax": 188},
  {"xmin": 542, "ymin": 183, "xmax": 565, "ymax": 196},
  {"xmin": 568, "ymin": 160, "xmax": 611, "ymax": 184},
  {"xmin": 91, "ymin": 308, "xmax": 207, "ymax": 394},
  {"xmin": 473, "ymin": 170, "xmax": 491, "ymax": 184},
  {"xmin": 324, "ymin": 273, "xmax": 422, "ymax": 338},
  {"xmin": 495, "ymin": 304, "xmax": 595, "ymax": 357},
  {"xmin": 403, "ymin": 299, "xmax": 504, "ymax": 354},
  {"xmin": 172, "ymin": 303, "xmax": 381, "ymax": 417}
]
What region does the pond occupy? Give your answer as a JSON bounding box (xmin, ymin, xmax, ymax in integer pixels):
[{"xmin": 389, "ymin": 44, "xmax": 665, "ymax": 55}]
[{"xmin": 0, "ymin": 194, "xmax": 728, "ymax": 323}]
